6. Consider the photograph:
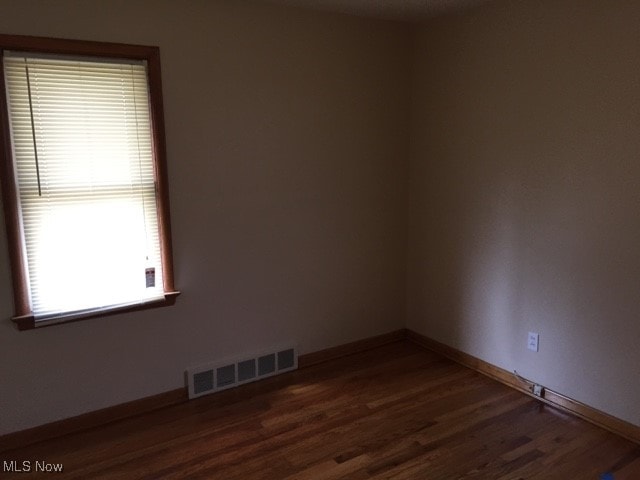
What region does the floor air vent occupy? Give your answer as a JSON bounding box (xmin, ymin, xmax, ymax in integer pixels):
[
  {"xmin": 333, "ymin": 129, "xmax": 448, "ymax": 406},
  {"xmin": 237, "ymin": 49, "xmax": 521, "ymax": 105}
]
[{"xmin": 187, "ymin": 347, "xmax": 297, "ymax": 399}]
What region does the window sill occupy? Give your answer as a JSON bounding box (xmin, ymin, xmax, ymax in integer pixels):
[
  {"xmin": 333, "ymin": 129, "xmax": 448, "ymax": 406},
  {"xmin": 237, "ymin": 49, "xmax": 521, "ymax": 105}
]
[{"xmin": 12, "ymin": 291, "xmax": 181, "ymax": 331}]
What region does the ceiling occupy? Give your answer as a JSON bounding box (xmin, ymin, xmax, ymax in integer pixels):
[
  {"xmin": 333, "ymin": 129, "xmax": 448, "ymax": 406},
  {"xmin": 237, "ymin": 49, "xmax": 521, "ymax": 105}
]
[{"xmin": 260, "ymin": 0, "xmax": 494, "ymax": 22}]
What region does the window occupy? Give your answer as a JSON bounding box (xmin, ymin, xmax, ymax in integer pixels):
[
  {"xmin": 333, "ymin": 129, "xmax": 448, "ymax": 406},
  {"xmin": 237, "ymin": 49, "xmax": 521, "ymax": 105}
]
[{"xmin": 0, "ymin": 35, "xmax": 179, "ymax": 329}]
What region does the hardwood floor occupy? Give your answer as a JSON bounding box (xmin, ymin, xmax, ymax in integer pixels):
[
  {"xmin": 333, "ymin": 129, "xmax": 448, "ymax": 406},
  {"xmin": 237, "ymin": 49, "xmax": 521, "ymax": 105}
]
[{"xmin": 2, "ymin": 341, "xmax": 639, "ymax": 479}]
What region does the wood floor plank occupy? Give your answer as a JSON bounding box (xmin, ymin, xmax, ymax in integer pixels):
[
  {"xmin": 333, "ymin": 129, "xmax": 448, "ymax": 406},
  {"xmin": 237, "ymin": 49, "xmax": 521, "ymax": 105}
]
[{"xmin": 1, "ymin": 341, "xmax": 639, "ymax": 479}]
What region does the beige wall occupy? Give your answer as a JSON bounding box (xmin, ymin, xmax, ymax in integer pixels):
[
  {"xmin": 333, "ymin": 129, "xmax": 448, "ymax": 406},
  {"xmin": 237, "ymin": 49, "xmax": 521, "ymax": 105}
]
[
  {"xmin": 408, "ymin": 0, "xmax": 640, "ymax": 425},
  {"xmin": 0, "ymin": 0, "xmax": 411, "ymax": 434}
]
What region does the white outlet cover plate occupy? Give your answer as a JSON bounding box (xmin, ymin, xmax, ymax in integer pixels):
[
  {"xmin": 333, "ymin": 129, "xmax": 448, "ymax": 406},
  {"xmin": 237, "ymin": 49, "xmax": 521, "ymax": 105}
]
[{"xmin": 528, "ymin": 332, "xmax": 539, "ymax": 352}]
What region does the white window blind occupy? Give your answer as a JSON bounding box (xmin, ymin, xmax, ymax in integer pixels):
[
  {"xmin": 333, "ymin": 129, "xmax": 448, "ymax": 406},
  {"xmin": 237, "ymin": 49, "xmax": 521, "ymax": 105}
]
[{"xmin": 3, "ymin": 52, "xmax": 164, "ymax": 320}]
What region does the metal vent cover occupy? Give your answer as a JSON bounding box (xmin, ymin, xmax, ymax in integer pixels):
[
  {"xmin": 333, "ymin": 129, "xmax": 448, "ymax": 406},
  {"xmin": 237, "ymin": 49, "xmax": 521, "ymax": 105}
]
[{"xmin": 187, "ymin": 345, "xmax": 297, "ymax": 399}]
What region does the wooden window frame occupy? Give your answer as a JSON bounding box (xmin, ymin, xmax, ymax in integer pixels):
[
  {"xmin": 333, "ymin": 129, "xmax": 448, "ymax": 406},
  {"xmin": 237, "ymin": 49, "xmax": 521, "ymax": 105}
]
[{"xmin": 0, "ymin": 34, "xmax": 179, "ymax": 330}]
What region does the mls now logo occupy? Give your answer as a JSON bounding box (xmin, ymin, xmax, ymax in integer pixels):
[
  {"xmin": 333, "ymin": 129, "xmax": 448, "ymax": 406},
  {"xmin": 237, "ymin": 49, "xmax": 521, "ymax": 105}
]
[{"xmin": 3, "ymin": 460, "xmax": 64, "ymax": 473}]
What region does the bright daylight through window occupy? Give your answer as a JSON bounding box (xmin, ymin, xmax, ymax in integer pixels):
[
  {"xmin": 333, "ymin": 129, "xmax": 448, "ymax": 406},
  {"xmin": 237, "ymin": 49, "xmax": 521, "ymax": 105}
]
[{"xmin": 0, "ymin": 36, "xmax": 178, "ymax": 329}]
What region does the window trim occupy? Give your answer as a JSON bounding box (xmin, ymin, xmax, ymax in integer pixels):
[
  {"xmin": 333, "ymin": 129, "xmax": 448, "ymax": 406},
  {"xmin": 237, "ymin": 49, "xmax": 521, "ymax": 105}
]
[{"xmin": 0, "ymin": 34, "xmax": 179, "ymax": 330}]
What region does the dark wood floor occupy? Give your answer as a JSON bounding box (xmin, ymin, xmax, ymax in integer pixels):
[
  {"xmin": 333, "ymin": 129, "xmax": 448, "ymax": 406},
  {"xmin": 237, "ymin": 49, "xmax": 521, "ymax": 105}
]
[{"xmin": 2, "ymin": 341, "xmax": 640, "ymax": 479}]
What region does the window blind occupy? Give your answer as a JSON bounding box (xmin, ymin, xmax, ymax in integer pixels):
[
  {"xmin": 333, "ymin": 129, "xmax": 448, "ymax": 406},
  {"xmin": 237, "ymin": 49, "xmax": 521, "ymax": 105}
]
[{"xmin": 3, "ymin": 52, "xmax": 164, "ymax": 319}]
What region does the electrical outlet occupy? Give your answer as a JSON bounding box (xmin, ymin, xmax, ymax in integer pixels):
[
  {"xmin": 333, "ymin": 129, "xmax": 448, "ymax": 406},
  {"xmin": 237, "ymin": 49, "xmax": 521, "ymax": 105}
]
[
  {"xmin": 532, "ymin": 384, "xmax": 544, "ymax": 397},
  {"xmin": 527, "ymin": 332, "xmax": 539, "ymax": 352}
]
